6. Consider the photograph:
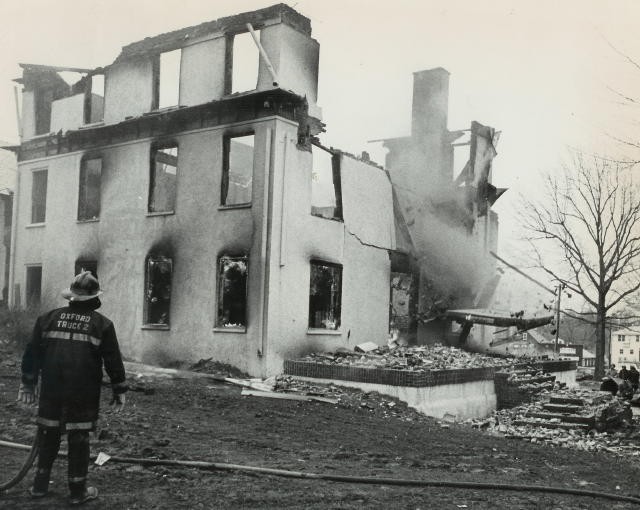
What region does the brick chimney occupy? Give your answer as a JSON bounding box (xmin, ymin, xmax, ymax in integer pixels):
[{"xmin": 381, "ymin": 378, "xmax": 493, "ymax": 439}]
[{"xmin": 411, "ymin": 68, "xmax": 450, "ymax": 139}]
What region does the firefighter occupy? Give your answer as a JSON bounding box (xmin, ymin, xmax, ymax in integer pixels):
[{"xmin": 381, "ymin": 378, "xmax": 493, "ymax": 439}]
[
  {"xmin": 628, "ymin": 366, "xmax": 640, "ymax": 392},
  {"xmin": 17, "ymin": 271, "xmax": 127, "ymax": 506},
  {"xmin": 600, "ymin": 376, "xmax": 619, "ymax": 396}
]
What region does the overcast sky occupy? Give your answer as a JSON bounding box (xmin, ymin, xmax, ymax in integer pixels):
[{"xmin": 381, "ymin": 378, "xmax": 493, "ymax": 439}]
[{"xmin": 1, "ymin": 0, "xmax": 639, "ymax": 285}]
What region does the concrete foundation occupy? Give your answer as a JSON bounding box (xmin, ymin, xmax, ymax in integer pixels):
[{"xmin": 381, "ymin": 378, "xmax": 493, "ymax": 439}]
[{"xmin": 292, "ymin": 366, "xmax": 577, "ymax": 420}]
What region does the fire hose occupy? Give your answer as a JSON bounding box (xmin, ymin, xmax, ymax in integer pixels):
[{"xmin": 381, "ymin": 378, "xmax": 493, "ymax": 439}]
[
  {"xmin": 2, "ymin": 438, "xmax": 640, "ymax": 505},
  {"xmin": 0, "ymin": 431, "xmax": 40, "ymax": 492}
]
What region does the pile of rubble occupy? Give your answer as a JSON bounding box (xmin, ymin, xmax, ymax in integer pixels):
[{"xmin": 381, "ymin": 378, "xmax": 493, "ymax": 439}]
[
  {"xmin": 494, "ymin": 367, "xmax": 559, "ymax": 408},
  {"xmin": 215, "ymin": 374, "xmax": 424, "ymax": 421},
  {"xmin": 272, "ymin": 376, "xmax": 424, "ymax": 420},
  {"xmin": 298, "ymin": 344, "xmax": 519, "ymax": 371},
  {"xmin": 472, "ymin": 388, "xmax": 638, "ymax": 454}
]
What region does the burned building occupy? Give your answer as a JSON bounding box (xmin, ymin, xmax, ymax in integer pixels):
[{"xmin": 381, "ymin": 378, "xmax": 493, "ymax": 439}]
[
  {"xmin": 9, "ymin": 4, "xmax": 505, "ymax": 376},
  {"xmin": 10, "ymin": 4, "xmax": 401, "ymax": 376}
]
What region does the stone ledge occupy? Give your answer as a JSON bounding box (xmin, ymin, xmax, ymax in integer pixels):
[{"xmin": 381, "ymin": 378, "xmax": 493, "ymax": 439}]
[{"xmin": 283, "ymin": 359, "xmax": 577, "ymax": 388}]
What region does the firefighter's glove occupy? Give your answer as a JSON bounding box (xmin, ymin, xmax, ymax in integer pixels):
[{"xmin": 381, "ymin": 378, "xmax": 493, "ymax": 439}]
[
  {"xmin": 110, "ymin": 392, "xmax": 126, "ymax": 412},
  {"xmin": 17, "ymin": 383, "xmax": 35, "ymax": 405}
]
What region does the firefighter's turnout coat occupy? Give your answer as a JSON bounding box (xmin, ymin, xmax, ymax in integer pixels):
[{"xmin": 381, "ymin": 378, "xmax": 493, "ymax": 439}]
[{"xmin": 21, "ymin": 299, "xmax": 127, "ymax": 430}]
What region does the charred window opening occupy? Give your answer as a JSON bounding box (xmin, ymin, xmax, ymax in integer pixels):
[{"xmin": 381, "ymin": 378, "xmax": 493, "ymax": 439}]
[
  {"xmin": 35, "ymin": 88, "xmax": 54, "ymax": 135},
  {"xmin": 308, "ymin": 261, "xmax": 342, "ymax": 330},
  {"xmin": 221, "ymin": 133, "xmax": 254, "ymax": 206},
  {"xmin": 78, "ymin": 156, "xmax": 102, "ymax": 221},
  {"xmin": 217, "ymin": 256, "xmax": 248, "ymax": 329},
  {"xmin": 74, "ymin": 260, "xmax": 98, "ymax": 279},
  {"xmin": 31, "ymin": 169, "xmax": 48, "ymax": 224},
  {"xmin": 154, "ymin": 49, "xmax": 181, "ymax": 110},
  {"xmin": 311, "ymin": 145, "xmax": 342, "ymax": 220},
  {"xmin": 149, "ymin": 142, "xmax": 178, "ymax": 213},
  {"xmin": 144, "ymin": 255, "xmax": 172, "ymax": 327},
  {"xmin": 229, "ymin": 30, "xmax": 261, "ymax": 94},
  {"xmin": 26, "ymin": 265, "xmax": 42, "ymax": 308}
]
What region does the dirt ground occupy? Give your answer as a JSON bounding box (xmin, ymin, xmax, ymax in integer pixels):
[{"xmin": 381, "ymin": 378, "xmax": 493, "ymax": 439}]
[{"xmin": 1, "ymin": 347, "xmax": 640, "ymax": 509}]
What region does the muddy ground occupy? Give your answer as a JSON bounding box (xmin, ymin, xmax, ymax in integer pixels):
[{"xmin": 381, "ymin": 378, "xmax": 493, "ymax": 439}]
[{"xmin": 1, "ymin": 347, "xmax": 639, "ymax": 509}]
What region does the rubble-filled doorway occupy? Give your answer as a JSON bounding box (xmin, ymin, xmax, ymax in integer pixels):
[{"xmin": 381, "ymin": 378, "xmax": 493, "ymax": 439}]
[{"xmin": 390, "ymin": 272, "xmax": 415, "ymax": 345}]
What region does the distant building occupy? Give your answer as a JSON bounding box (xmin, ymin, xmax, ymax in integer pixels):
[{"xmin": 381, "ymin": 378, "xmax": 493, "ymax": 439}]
[
  {"xmin": 611, "ymin": 329, "xmax": 640, "ymax": 369},
  {"xmin": 581, "ymin": 348, "xmax": 595, "ymax": 368},
  {"xmin": 0, "ymin": 146, "xmax": 15, "ymax": 302}
]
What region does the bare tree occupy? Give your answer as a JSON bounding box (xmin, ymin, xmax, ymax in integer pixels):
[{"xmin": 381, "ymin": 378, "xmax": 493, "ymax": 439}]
[
  {"xmin": 602, "ymin": 38, "xmax": 640, "ymax": 165},
  {"xmin": 522, "ymin": 153, "xmax": 640, "ymax": 378}
]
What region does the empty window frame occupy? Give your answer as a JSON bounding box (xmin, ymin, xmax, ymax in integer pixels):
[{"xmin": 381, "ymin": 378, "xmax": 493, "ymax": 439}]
[
  {"xmin": 26, "ymin": 265, "xmax": 42, "ymax": 308},
  {"xmin": 311, "ymin": 145, "xmax": 342, "ymax": 220},
  {"xmin": 154, "ymin": 49, "xmax": 181, "ymax": 109},
  {"xmin": 34, "ymin": 88, "xmax": 54, "ymax": 135},
  {"xmin": 217, "ymin": 256, "xmax": 248, "ymax": 329},
  {"xmin": 144, "ymin": 255, "xmax": 172, "ymax": 327},
  {"xmin": 78, "ymin": 156, "xmax": 102, "ymax": 220},
  {"xmin": 230, "ymin": 30, "xmax": 260, "ymax": 94},
  {"xmin": 31, "ymin": 169, "xmax": 48, "ymax": 224},
  {"xmin": 149, "ymin": 143, "xmax": 178, "ymax": 213},
  {"xmin": 74, "ymin": 260, "xmax": 98, "ymax": 279},
  {"xmin": 84, "ymin": 74, "xmax": 105, "ymax": 124},
  {"xmin": 308, "ymin": 261, "xmax": 342, "ymax": 330},
  {"xmin": 221, "ymin": 133, "xmax": 254, "ymax": 206}
]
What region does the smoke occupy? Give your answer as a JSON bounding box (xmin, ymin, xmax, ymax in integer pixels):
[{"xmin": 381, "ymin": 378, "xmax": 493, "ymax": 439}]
[{"xmin": 416, "ymin": 199, "xmax": 488, "ymax": 296}]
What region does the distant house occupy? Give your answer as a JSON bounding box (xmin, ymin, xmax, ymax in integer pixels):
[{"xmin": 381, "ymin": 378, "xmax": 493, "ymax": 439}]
[
  {"xmin": 581, "ymin": 348, "xmax": 595, "ymax": 367},
  {"xmin": 611, "ymin": 329, "xmax": 640, "ymax": 369},
  {"xmin": 0, "ymin": 146, "xmax": 15, "ymax": 302}
]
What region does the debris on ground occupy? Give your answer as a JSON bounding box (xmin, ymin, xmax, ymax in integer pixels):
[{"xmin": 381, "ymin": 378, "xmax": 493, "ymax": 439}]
[
  {"xmin": 296, "ymin": 344, "xmax": 520, "ymax": 371},
  {"xmin": 240, "ymin": 389, "xmax": 339, "ymax": 404},
  {"xmin": 354, "ymin": 341, "xmax": 380, "ymax": 353},
  {"xmin": 494, "ymin": 367, "xmax": 560, "ymax": 408},
  {"xmin": 188, "ymin": 358, "xmax": 251, "ymax": 379},
  {"xmin": 470, "ymin": 387, "xmax": 637, "ymax": 454},
  {"xmin": 224, "ymin": 377, "xmax": 276, "ymax": 392}
]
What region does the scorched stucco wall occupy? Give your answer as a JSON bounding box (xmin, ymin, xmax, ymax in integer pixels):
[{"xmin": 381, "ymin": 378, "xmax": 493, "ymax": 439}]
[
  {"xmin": 104, "ymin": 59, "xmax": 155, "ymax": 125},
  {"xmin": 11, "ymin": 118, "xmax": 278, "ymax": 376},
  {"xmin": 179, "ymin": 37, "xmax": 227, "ymax": 106},
  {"xmin": 261, "ymin": 129, "xmax": 393, "ymax": 375},
  {"xmin": 12, "ymin": 117, "xmax": 395, "ymax": 377}
]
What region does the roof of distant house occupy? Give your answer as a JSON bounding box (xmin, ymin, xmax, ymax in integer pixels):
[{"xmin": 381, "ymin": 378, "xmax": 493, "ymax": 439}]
[{"xmin": 612, "ymin": 329, "xmax": 640, "ymax": 336}]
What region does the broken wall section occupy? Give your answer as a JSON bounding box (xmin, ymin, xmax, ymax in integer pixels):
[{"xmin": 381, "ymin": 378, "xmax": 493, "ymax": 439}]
[
  {"xmin": 340, "ymin": 154, "xmax": 395, "ymax": 251},
  {"xmin": 17, "ymin": 5, "xmax": 321, "ymax": 138},
  {"xmin": 382, "ymin": 68, "xmax": 504, "ymax": 345},
  {"xmin": 105, "ymin": 3, "xmax": 321, "ymax": 124},
  {"xmin": 17, "ymin": 65, "xmax": 106, "ymax": 138}
]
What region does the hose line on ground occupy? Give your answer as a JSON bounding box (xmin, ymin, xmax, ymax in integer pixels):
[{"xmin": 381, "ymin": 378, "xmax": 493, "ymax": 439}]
[
  {"xmin": 0, "ymin": 432, "xmax": 40, "ymax": 493},
  {"xmin": 1, "ymin": 438, "xmax": 639, "ymax": 505}
]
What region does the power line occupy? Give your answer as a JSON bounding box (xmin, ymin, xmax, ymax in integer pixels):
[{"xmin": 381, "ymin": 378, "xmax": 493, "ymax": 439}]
[{"xmin": 489, "ymin": 251, "xmax": 555, "ymax": 295}]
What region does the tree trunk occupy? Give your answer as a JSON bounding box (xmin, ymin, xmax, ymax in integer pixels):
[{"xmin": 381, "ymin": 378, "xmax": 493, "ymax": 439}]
[{"xmin": 594, "ymin": 299, "xmax": 607, "ymax": 380}]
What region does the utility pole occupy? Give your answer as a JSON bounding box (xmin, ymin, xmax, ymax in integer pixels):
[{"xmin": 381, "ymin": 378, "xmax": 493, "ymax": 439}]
[
  {"xmin": 554, "ymin": 283, "xmax": 564, "ymax": 357},
  {"xmin": 608, "ymin": 317, "xmax": 612, "ymax": 369}
]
